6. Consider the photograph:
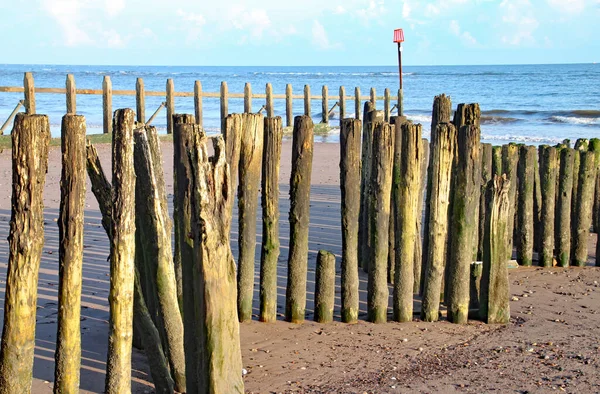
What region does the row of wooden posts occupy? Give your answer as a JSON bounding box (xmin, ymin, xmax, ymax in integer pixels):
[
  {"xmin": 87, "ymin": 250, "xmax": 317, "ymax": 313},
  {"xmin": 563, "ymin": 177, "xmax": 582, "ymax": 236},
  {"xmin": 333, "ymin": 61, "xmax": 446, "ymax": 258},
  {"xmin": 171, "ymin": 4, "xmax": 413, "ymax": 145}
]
[{"xmin": 0, "ymin": 72, "xmax": 404, "ymax": 135}]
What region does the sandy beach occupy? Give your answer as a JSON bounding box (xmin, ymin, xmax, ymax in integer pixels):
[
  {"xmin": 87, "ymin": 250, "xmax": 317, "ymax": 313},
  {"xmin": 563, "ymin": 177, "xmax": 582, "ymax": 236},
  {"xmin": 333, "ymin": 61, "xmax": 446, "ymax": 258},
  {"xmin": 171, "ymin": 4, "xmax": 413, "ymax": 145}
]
[{"xmin": 1, "ymin": 139, "xmax": 599, "ymax": 393}]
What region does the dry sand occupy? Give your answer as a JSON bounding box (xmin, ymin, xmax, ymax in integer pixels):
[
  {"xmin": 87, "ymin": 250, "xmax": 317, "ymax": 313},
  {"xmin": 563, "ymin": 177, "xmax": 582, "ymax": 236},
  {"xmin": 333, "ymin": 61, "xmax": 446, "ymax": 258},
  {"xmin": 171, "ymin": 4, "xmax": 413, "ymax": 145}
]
[{"xmin": 1, "ymin": 139, "xmax": 599, "ymax": 393}]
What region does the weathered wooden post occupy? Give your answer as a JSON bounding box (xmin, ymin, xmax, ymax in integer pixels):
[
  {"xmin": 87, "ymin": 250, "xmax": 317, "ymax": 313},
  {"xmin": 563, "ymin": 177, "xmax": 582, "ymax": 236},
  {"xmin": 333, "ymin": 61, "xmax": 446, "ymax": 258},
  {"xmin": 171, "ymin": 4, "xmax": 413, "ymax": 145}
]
[
  {"xmin": 54, "ymin": 114, "xmax": 86, "ymax": 393},
  {"xmin": 0, "ymin": 113, "xmax": 50, "ymax": 393},
  {"xmin": 314, "ymin": 250, "xmax": 336, "ymax": 323},
  {"xmin": 533, "ymin": 148, "xmax": 542, "ymax": 252},
  {"xmin": 367, "ymin": 121, "xmax": 394, "ymax": 324},
  {"xmin": 66, "ymin": 74, "xmax": 76, "ymax": 114},
  {"xmin": 136, "ymin": 77, "xmax": 145, "ymax": 123},
  {"xmin": 446, "ymin": 124, "xmax": 481, "ymax": 325},
  {"xmin": 266, "ymin": 83, "xmax": 274, "ymax": 118},
  {"xmin": 103, "ymin": 75, "xmax": 112, "ymax": 134},
  {"xmin": 501, "ymin": 144, "xmax": 519, "ymax": 260},
  {"xmin": 398, "ymin": 88, "xmax": 404, "ymax": 116},
  {"xmin": 285, "ymin": 116, "xmax": 314, "ymax": 323},
  {"xmin": 384, "ymin": 88, "xmax": 391, "ymax": 122},
  {"xmin": 220, "ymin": 81, "xmax": 229, "ymax": 133},
  {"xmin": 491, "ymin": 146, "xmax": 503, "ymax": 177},
  {"xmin": 285, "ymin": 84, "xmax": 293, "ymax": 127},
  {"xmin": 166, "ymin": 79, "xmax": 175, "ymax": 134},
  {"xmin": 370, "ymin": 87, "xmax": 376, "ymax": 106},
  {"xmin": 321, "ymin": 85, "xmax": 328, "ymax": 124},
  {"xmin": 480, "ymin": 175, "xmax": 511, "ymax": 324},
  {"xmin": 516, "ymin": 145, "xmax": 535, "ymax": 266},
  {"xmin": 393, "ymin": 122, "xmax": 422, "ymax": 322},
  {"xmin": 478, "ymin": 143, "xmax": 493, "ymax": 260},
  {"xmin": 260, "ymin": 117, "xmax": 283, "ymax": 323},
  {"xmin": 539, "ymin": 145, "xmax": 557, "ymax": 267},
  {"xmin": 589, "ymin": 138, "xmax": 600, "ymax": 232},
  {"xmin": 571, "ymin": 139, "xmax": 589, "ymax": 244},
  {"xmin": 556, "ymin": 148, "xmax": 575, "ymax": 266},
  {"xmin": 431, "ymin": 94, "xmax": 452, "ymax": 135},
  {"xmin": 469, "ymin": 262, "xmax": 483, "ymax": 309},
  {"xmin": 189, "ymin": 135, "xmax": 244, "ymax": 392},
  {"xmin": 388, "ymin": 117, "xmax": 401, "ymax": 285},
  {"xmin": 414, "ymin": 138, "xmax": 429, "ymax": 294},
  {"xmin": 105, "ymin": 109, "xmax": 136, "ymax": 393},
  {"xmin": 420, "ymin": 123, "xmax": 457, "ymax": 321},
  {"xmin": 194, "ymin": 80, "xmax": 203, "ymax": 127},
  {"xmin": 244, "ymin": 82, "xmax": 252, "ymax": 113},
  {"xmin": 572, "ymin": 151, "xmax": 596, "ymax": 267},
  {"xmin": 340, "ymin": 118, "xmax": 361, "ymax": 323},
  {"xmin": 238, "ymin": 113, "xmax": 264, "ymax": 322},
  {"xmin": 339, "ymin": 86, "xmax": 346, "ymax": 123},
  {"xmin": 304, "ymin": 85, "xmax": 311, "ymax": 117},
  {"xmin": 355, "ymin": 87, "xmax": 361, "ymax": 120},
  {"xmin": 23, "ymin": 72, "xmax": 36, "ymax": 114}
]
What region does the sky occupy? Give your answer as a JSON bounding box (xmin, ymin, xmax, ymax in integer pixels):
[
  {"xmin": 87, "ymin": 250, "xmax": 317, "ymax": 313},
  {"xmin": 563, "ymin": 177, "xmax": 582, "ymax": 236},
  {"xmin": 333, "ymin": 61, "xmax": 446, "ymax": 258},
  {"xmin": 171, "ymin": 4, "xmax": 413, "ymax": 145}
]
[{"xmin": 0, "ymin": 0, "xmax": 599, "ymax": 66}]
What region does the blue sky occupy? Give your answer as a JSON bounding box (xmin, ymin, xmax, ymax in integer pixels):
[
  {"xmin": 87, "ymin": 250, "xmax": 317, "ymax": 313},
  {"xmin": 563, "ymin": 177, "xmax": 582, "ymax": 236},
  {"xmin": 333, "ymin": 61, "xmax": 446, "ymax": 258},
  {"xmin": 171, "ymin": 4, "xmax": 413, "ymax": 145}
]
[{"xmin": 1, "ymin": 0, "xmax": 599, "ymax": 66}]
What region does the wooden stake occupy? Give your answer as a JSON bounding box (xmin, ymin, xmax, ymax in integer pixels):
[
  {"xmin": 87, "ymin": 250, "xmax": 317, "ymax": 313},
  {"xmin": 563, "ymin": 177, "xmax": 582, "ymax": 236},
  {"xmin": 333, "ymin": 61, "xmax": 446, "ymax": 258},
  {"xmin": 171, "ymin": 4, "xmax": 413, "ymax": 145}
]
[
  {"xmin": 370, "ymin": 87, "xmax": 376, "ymax": 106},
  {"xmin": 286, "ymin": 84, "xmax": 293, "ymax": 127},
  {"xmin": 533, "ymin": 148, "xmax": 542, "ymax": 253},
  {"xmin": 516, "ymin": 145, "xmax": 535, "ymax": 266},
  {"xmin": 571, "ymin": 139, "xmax": 589, "ymax": 251},
  {"xmin": 572, "ymin": 151, "xmax": 596, "ymax": 267},
  {"xmin": 103, "ymin": 76, "xmax": 112, "ymax": 134},
  {"xmin": 304, "ymin": 85, "xmax": 311, "ymax": 117},
  {"xmin": 420, "ymin": 123, "xmax": 457, "ymax": 322},
  {"xmin": 54, "ymin": 114, "xmax": 86, "ymax": 394},
  {"xmin": 446, "ymin": 124, "xmax": 481, "ymax": 325},
  {"xmin": 166, "ymin": 79, "xmax": 174, "ymax": 134},
  {"xmin": 66, "ymin": 74, "xmax": 76, "ymax": 114},
  {"xmin": 339, "ymin": 86, "xmax": 346, "ymax": 124},
  {"xmin": 23, "ymin": 72, "xmax": 35, "ymax": 114},
  {"xmin": 322, "ymin": 85, "xmax": 328, "ymax": 124},
  {"xmin": 539, "ymin": 146, "xmax": 557, "ymax": 267},
  {"xmin": 556, "ymin": 148, "xmax": 575, "ymax": 267},
  {"xmin": 314, "ymin": 250, "xmax": 336, "ymax": 323},
  {"xmin": 431, "ymin": 94, "xmax": 452, "ymax": 136},
  {"xmin": 136, "ymin": 77, "xmax": 145, "ymax": 123},
  {"xmin": 354, "ymin": 87, "xmax": 361, "ymax": 120},
  {"xmin": 244, "ymin": 82, "xmax": 252, "ymax": 113},
  {"xmin": 588, "ymin": 138, "xmax": 600, "ymax": 232},
  {"xmin": 478, "ymin": 143, "xmax": 493, "ymax": 261},
  {"xmin": 0, "ymin": 114, "xmax": 49, "ymax": 393},
  {"xmin": 220, "ymin": 81, "xmax": 228, "ymax": 134},
  {"xmin": 340, "ymin": 118, "xmax": 361, "ymax": 323},
  {"xmin": 194, "ymin": 80, "xmax": 203, "ymax": 127},
  {"xmin": 266, "ymin": 83, "xmax": 274, "ymax": 118},
  {"xmin": 414, "ymin": 138, "xmax": 429, "ymax": 294},
  {"xmin": 260, "ymin": 117, "xmax": 283, "ymax": 323},
  {"xmin": 285, "ymin": 116, "xmax": 314, "ymax": 324},
  {"xmin": 501, "ymin": 144, "xmax": 519, "ymax": 260},
  {"xmin": 491, "ymin": 146, "xmax": 503, "ymax": 177},
  {"xmin": 384, "ymin": 88, "xmax": 391, "ymax": 122}
]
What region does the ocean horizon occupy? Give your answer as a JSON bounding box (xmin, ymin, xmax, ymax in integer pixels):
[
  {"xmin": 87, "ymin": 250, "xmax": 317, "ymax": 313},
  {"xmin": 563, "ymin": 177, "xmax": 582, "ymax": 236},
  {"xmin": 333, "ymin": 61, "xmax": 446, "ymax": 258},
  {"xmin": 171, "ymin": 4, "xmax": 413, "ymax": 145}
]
[{"xmin": 1, "ymin": 63, "xmax": 598, "ymax": 144}]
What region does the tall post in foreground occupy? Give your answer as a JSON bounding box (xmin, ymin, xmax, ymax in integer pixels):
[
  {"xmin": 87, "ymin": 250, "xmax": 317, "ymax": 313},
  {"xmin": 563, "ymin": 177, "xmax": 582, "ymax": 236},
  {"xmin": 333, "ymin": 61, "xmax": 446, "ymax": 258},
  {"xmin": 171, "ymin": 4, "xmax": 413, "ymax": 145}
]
[
  {"xmin": 66, "ymin": 74, "xmax": 76, "ymax": 114},
  {"xmin": 194, "ymin": 81, "xmax": 203, "ymax": 127},
  {"xmin": 556, "ymin": 148, "xmax": 574, "ymax": 266},
  {"xmin": 480, "ymin": 175, "xmax": 511, "ymax": 324},
  {"xmin": 501, "ymin": 144, "xmax": 519, "ymax": 259},
  {"xmin": 260, "ymin": 117, "xmax": 283, "ymax": 323},
  {"xmin": 314, "ymin": 250, "xmax": 336, "ymax": 323},
  {"xmin": 533, "ymin": 148, "xmax": 542, "ymax": 253},
  {"xmin": 103, "ymin": 76, "xmax": 112, "ymax": 134},
  {"xmin": 367, "ymin": 122, "xmax": 394, "ymax": 324},
  {"xmin": 0, "ymin": 114, "xmax": 50, "ymax": 393},
  {"xmin": 54, "ymin": 115, "xmax": 86, "ymax": 394},
  {"xmin": 285, "ymin": 116, "xmax": 314, "ymax": 323},
  {"xmin": 414, "ymin": 139, "xmax": 429, "ymax": 293},
  {"xmin": 431, "ymin": 94, "xmax": 452, "ymax": 135},
  {"xmin": 420, "ymin": 123, "xmax": 457, "ymax": 321},
  {"xmin": 572, "ymin": 151, "xmax": 596, "ymax": 267},
  {"xmin": 589, "ymin": 138, "xmax": 600, "ymax": 232},
  {"xmin": 105, "ymin": 109, "xmax": 137, "ymax": 394},
  {"xmin": 220, "ymin": 81, "xmax": 229, "ymax": 134},
  {"xmin": 393, "ymin": 122, "xmax": 422, "ymax": 322},
  {"xmin": 286, "ymin": 84, "xmax": 293, "ymax": 127},
  {"xmin": 321, "ymin": 85, "xmax": 329, "ymax": 124},
  {"xmin": 340, "ymin": 118, "xmax": 362, "ymax": 323},
  {"xmin": 237, "ymin": 113, "xmax": 264, "ymax": 322},
  {"xmin": 136, "ymin": 77, "xmax": 145, "ymax": 123},
  {"xmin": 446, "ymin": 124, "xmax": 481, "ymax": 324},
  {"xmin": 304, "ymin": 85, "xmax": 311, "ymax": 117},
  {"xmin": 491, "ymin": 146, "xmax": 503, "ymax": 177},
  {"xmin": 539, "ymin": 146, "xmax": 557, "ymax": 267},
  {"xmin": 166, "ymin": 79, "xmax": 174, "ymax": 134},
  {"xmin": 478, "ymin": 143, "xmax": 493, "ymax": 261},
  {"xmin": 189, "ymin": 135, "xmax": 244, "ymax": 392},
  {"xmin": 571, "ymin": 139, "xmax": 589, "ymax": 252},
  {"xmin": 516, "ymin": 145, "xmax": 535, "ymax": 266}
]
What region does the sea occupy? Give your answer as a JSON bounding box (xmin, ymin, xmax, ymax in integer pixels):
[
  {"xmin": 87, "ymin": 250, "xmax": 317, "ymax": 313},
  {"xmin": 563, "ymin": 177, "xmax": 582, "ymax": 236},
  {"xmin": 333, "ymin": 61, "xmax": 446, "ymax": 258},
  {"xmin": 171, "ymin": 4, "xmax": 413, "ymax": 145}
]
[{"xmin": 0, "ymin": 63, "xmax": 598, "ymax": 145}]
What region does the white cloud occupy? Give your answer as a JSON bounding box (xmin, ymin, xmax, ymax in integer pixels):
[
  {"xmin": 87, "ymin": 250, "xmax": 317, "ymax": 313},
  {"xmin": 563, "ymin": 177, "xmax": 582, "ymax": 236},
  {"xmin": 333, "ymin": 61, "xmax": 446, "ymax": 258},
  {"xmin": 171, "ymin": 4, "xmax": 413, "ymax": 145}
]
[
  {"xmin": 311, "ymin": 20, "xmax": 341, "ymax": 49},
  {"xmin": 402, "ymin": 0, "xmax": 411, "ymax": 18},
  {"xmin": 499, "ymin": 0, "xmax": 539, "ymax": 45},
  {"xmin": 449, "ymin": 19, "xmax": 478, "ymax": 46},
  {"xmin": 546, "ymin": 0, "xmax": 586, "ymax": 14},
  {"xmin": 105, "ymin": 0, "xmax": 125, "ymax": 17},
  {"xmin": 177, "ymin": 9, "xmax": 206, "ymax": 41},
  {"xmin": 334, "ymin": 5, "xmax": 346, "ymax": 14},
  {"xmin": 103, "ymin": 29, "xmax": 125, "ymax": 47},
  {"xmin": 355, "ymin": 0, "xmax": 386, "ymax": 24},
  {"xmin": 42, "ymin": 0, "xmax": 92, "ymax": 46}
]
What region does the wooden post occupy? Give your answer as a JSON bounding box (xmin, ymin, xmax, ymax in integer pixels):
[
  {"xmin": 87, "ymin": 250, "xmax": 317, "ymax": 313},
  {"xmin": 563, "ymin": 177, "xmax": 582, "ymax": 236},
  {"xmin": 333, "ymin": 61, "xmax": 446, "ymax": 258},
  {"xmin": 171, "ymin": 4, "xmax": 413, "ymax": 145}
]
[
  {"xmin": 321, "ymin": 85, "xmax": 328, "ymax": 124},
  {"xmin": 420, "ymin": 123, "xmax": 457, "ymax": 321},
  {"xmin": 260, "ymin": 116, "xmax": 283, "ymax": 323},
  {"xmin": 340, "ymin": 118, "xmax": 361, "ymax": 323},
  {"xmin": 133, "ymin": 127, "xmax": 186, "ymax": 391},
  {"xmin": 244, "ymin": 82, "xmax": 252, "ymax": 113},
  {"xmin": 54, "ymin": 114, "xmax": 86, "ymax": 393},
  {"xmin": 414, "ymin": 138, "xmax": 429, "ymax": 293},
  {"xmin": 478, "ymin": 143, "xmax": 493, "ymax": 260},
  {"xmin": 501, "ymin": 144, "xmax": 519, "ymax": 260},
  {"xmin": 469, "ymin": 262, "xmax": 483, "ymax": 310},
  {"xmin": 491, "ymin": 146, "xmax": 503, "ymax": 177},
  {"xmin": 135, "ymin": 78, "xmax": 145, "ymax": 123},
  {"xmin": 571, "ymin": 139, "xmax": 589, "ymax": 247},
  {"xmin": 0, "ymin": 114, "xmax": 50, "ymax": 392},
  {"xmin": 556, "ymin": 148, "xmax": 575, "ymax": 267},
  {"xmin": 105, "ymin": 109, "xmax": 136, "ymax": 394},
  {"xmin": 339, "ymin": 86, "xmax": 346, "ymax": 124},
  {"xmin": 370, "ymin": 87, "xmax": 376, "ymax": 107},
  {"xmin": 237, "ymin": 113, "xmax": 264, "ymax": 322},
  {"xmin": 266, "ymin": 83, "xmax": 274, "ymax": 118},
  {"xmin": 314, "ymin": 250, "xmax": 336, "ymax": 323},
  {"xmin": 384, "ymin": 88, "xmax": 391, "ymax": 122},
  {"xmin": 431, "ymin": 94, "xmax": 452, "ymax": 136},
  {"xmin": 588, "ymin": 138, "xmax": 600, "ymax": 232},
  {"xmin": 572, "ymin": 151, "xmax": 596, "ymax": 266},
  {"xmin": 480, "ymin": 175, "xmax": 511, "ymax": 324},
  {"xmin": 0, "ymin": 100, "xmax": 24, "ymax": 135},
  {"xmin": 103, "ymin": 76, "xmax": 112, "ymax": 134},
  {"xmin": 285, "ymin": 84, "xmax": 293, "ymax": 127},
  {"xmin": 367, "ymin": 121, "xmax": 394, "ymax": 324},
  {"xmin": 304, "ymin": 85, "xmax": 311, "ymax": 117},
  {"xmin": 393, "ymin": 122, "xmax": 422, "ymax": 322},
  {"xmin": 285, "ymin": 116, "xmax": 314, "ymax": 324},
  {"xmin": 398, "ymin": 88, "xmax": 404, "ymax": 116},
  {"xmin": 446, "ymin": 124, "xmax": 481, "ymax": 324},
  {"xmin": 194, "ymin": 80, "xmax": 203, "ymax": 127},
  {"xmin": 165, "ymin": 79, "xmax": 175, "ymax": 134},
  {"xmin": 388, "ymin": 118, "xmax": 402, "ymax": 285},
  {"xmin": 189, "ymin": 135, "xmax": 244, "ymax": 392},
  {"xmin": 355, "ymin": 87, "xmax": 361, "ymax": 120},
  {"xmin": 223, "ymin": 114, "xmax": 243, "ymax": 214},
  {"xmin": 533, "ymin": 148, "xmax": 542, "ymax": 253},
  {"xmin": 23, "ymin": 72, "xmax": 36, "ymax": 114},
  {"xmin": 539, "ymin": 146, "xmax": 557, "ymax": 267},
  {"xmin": 220, "ymin": 81, "xmax": 229, "ymax": 133},
  {"xmin": 516, "ymin": 146, "xmax": 535, "ymax": 266},
  {"xmin": 66, "ymin": 74, "xmax": 76, "ymax": 114}
]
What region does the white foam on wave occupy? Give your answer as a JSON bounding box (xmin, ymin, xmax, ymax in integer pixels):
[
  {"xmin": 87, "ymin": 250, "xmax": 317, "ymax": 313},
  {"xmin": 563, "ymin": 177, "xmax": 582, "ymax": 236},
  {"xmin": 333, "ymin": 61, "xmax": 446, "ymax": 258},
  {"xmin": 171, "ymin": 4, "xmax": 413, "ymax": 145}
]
[
  {"xmin": 481, "ymin": 133, "xmax": 563, "ymax": 144},
  {"xmin": 407, "ymin": 114, "xmax": 432, "ymax": 124},
  {"xmin": 551, "ymin": 116, "xmax": 600, "ymax": 125}
]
